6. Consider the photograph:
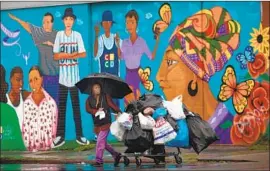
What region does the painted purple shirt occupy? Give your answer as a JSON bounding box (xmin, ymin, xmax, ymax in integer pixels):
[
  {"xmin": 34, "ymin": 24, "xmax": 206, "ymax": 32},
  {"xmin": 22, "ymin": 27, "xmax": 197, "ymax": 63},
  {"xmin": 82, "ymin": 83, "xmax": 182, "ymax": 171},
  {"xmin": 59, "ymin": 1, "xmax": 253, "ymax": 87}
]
[{"xmin": 121, "ymin": 37, "xmax": 152, "ymax": 69}]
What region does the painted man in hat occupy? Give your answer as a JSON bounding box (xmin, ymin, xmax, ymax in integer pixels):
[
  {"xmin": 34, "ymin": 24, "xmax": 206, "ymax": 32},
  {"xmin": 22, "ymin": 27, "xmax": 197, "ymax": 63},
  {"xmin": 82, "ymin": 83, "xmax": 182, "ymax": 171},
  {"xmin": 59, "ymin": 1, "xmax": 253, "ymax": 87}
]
[
  {"xmin": 93, "ymin": 10, "xmax": 122, "ymax": 116},
  {"xmin": 8, "ymin": 12, "xmax": 59, "ymax": 105},
  {"xmin": 94, "ymin": 10, "xmax": 122, "ymax": 76},
  {"xmin": 52, "ymin": 7, "xmax": 89, "ymax": 148}
]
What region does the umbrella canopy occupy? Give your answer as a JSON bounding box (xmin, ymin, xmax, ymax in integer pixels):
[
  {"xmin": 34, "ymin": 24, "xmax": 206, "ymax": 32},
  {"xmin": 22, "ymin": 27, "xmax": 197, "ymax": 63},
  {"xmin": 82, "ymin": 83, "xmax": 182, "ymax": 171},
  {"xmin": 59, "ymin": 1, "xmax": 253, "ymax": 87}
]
[{"xmin": 75, "ymin": 72, "xmax": 132, "ymax": 99}]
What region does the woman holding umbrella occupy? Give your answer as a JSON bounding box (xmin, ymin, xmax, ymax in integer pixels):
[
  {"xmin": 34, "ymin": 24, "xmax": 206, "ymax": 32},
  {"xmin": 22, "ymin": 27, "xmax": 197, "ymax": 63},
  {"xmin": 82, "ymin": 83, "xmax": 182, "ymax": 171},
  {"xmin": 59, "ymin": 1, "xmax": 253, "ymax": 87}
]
[
  {"xmin": 78, "ymin": 73, "xmax": 132, "ymax": 167},
  {"xmin": 85, "ymin": 83, "xmax": 122, "ymax": 167}
]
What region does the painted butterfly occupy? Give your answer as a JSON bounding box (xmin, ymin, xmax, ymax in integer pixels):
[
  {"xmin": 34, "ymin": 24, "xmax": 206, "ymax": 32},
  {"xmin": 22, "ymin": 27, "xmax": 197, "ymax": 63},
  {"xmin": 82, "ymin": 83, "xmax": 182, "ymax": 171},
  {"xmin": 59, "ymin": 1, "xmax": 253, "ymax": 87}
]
[
  {"xmin": 138, "ymin": 67, "xmax": 154, "ymax": 91},
  {"xmin": 236, "ymin": 46, "xmax": 255, "ymax": 69},
  {"xmin": 218, "ymin": 65, "xmax": 255, "ymax": 114},
  {"xmin": 153, "ymin": 3, "xmax": 172, "ymax": 35}
]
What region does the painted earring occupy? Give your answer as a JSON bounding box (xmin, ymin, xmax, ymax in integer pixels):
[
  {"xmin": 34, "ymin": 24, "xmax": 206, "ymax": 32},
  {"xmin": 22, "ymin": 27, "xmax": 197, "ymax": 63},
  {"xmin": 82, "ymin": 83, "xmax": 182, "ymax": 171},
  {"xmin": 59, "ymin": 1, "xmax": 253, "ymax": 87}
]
[{"xmin": 188, "ymin": 80, "xmax": 198, "ymax": 96}]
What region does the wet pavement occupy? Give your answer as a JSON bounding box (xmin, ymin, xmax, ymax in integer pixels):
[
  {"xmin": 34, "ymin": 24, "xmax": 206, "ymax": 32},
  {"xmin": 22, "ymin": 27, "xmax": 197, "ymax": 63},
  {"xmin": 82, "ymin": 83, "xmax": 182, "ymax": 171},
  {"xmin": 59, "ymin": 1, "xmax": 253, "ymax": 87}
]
[
  {"xmin": 1, "ymin": 160, "xmax": 269, "ymax": 171},
  {"xmin": 1, "ymin": 145, "xmax": 269, "ymax": 170}
]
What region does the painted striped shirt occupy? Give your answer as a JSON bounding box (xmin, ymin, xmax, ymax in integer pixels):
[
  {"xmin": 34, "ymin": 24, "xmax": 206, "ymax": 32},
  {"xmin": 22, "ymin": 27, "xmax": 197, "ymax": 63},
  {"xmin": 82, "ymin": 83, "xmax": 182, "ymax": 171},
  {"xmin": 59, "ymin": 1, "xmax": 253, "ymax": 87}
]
[{"xmin": 53, "ymin": 31, "xmax": 86, "ymax": 87}]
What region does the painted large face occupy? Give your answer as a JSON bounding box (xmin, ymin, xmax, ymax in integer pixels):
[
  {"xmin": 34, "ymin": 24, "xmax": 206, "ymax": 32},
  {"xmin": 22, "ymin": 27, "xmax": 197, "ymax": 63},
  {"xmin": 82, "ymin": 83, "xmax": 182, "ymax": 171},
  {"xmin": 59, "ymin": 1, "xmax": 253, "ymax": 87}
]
[
  {"xmin": 43, "ymin": 15, "xmax": 53, "ymax": 32},
  {"xmin": 156, "ymin": 46, "xmax": 218, "ymax": 120},
  {"xmin": 10, "ymin": 73, "xmax": 23, "ymax": 94},
  {"xmin": 156, "ymin": 46, "xmax": 194, "ymax": 101},
  {"xmin": 29, "ymin": 70, "xmax": 43, "ymax": 93}
]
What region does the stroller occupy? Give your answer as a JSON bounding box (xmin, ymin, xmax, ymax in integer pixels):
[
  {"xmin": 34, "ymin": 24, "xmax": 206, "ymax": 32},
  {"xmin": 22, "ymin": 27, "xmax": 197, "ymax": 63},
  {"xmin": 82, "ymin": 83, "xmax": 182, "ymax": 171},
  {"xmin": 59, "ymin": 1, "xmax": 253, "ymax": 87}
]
[{"xmin": 120, "ymin": 94, "xmax": 186, "ymax": 166}]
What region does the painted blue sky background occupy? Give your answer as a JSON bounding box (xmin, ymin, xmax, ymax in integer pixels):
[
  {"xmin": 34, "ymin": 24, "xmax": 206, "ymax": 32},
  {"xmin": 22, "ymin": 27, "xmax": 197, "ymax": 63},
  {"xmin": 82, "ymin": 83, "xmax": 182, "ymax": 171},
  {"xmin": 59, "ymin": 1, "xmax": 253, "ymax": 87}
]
[{"xmin": 1, "ymin": 1, "xmax": 261, "ymax": 141}]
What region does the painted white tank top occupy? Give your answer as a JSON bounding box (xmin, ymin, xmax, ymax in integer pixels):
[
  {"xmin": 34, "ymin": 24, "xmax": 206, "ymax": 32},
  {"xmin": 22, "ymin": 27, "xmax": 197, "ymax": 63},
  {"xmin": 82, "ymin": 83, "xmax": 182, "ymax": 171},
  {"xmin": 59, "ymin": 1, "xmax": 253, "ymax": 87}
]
[{"xmin": 6, "ymin": 93, "xmax": 24, "ymax": 131}]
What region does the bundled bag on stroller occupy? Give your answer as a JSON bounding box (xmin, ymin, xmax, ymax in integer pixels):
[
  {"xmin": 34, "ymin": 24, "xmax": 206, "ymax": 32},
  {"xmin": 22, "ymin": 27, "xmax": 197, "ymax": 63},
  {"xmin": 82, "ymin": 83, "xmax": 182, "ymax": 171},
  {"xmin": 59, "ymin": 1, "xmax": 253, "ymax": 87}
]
[
  {"xmin": 123, "ymin": 96, "xmax": 169, "ymax": 165},
  {"xmin": 124, "ymin": 114, "xmax": 154, "ymax": 153}
]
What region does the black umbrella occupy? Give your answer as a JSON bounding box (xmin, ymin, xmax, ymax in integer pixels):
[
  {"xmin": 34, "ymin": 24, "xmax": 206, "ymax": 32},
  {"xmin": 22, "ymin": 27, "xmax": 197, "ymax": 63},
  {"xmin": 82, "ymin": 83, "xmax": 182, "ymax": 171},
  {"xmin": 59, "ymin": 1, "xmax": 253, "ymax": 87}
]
[{"xmin": 75, "ymin": 72, "xmax": 132, "ymax": 99}]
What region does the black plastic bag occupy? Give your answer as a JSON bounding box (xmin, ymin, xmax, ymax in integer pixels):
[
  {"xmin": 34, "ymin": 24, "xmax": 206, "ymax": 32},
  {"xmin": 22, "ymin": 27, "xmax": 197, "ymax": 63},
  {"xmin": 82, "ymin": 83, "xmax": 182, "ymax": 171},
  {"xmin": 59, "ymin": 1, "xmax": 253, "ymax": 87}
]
[
  {"xmin": 125, "ymin": 100, "xmax": 143, "ymax": 115},
  {"xmin": 186, "ymin": 112, "xmax": 219, "ymax": 154},
  {"xmin": 124, "ymin": 115, "xmax": 153, "ymax": 152},
  {"xmin": 165, "ymin": 114, "xmax": 179, "ymax": 131},
  {"xmin": 138, "ymin": 93, "xmax": 164, "ymax": 111}
]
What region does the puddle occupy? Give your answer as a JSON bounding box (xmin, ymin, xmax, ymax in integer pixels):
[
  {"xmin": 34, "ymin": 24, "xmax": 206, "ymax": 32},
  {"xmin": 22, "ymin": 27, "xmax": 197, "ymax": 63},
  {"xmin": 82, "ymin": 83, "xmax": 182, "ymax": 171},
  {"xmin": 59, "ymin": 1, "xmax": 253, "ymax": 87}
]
[{"xmin": 197, "ymin": 159, "xmax": 257, "ymax": 163}]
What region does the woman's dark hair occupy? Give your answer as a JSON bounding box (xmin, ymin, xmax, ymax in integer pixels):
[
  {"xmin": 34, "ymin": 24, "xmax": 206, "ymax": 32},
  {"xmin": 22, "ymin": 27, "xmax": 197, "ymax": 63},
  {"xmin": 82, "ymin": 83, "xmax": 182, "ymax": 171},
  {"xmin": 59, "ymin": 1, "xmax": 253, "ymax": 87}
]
[
  {"xmin": 0, "ymin": 64, "xmax": 8, "ymax": 103},
  {"xmin": 29, "ymin": 66, "xmax": 43, "ymax": 77},
  {"xmin": 125, "ymin": 9, "xmax": 139, "ymax": 23},
  {"xmin": 10, "ymin": 66, "xmax": 23, "ymax": 79}
]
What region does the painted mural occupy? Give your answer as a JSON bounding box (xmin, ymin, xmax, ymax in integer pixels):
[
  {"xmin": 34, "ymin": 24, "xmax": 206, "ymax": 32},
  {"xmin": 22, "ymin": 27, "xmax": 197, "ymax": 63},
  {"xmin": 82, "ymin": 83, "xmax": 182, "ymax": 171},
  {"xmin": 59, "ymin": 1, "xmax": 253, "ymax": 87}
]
[{"xmin": 0, "ymin": 1, "xmax": 269, "ymax": 151}]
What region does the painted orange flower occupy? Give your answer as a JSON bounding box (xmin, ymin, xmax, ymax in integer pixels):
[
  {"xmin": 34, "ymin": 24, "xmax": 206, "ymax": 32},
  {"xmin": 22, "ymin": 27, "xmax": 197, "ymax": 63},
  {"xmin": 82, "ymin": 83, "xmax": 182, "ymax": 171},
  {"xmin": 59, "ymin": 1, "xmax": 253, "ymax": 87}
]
[
  {"xmin": 245, "ymin": 108, "xmax": 267, "ymax": 134},
  {"xmin": 247, "ymin": 81, "xmax": 269, "ymax": 120},
  {"xmin": 248, "ymin": 53, "xmax": 268, "ymax": 78},
  {"xmin": 230, "ymin": 112, "xmax": 261, "ymax": 145}
]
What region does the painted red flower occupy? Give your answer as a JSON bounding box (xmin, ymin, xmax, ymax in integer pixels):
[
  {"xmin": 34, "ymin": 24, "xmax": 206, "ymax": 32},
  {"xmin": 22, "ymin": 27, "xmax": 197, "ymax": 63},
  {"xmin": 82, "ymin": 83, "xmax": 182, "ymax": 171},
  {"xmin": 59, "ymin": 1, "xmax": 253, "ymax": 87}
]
[
  {"xmin": 230, "ymin": 112, "xmax": 261, "ymax": 145},
  {"xmin": 248, "ymin": 53, "xmax": 268, "ymax": 78},
  {"xmin": 248, "ymin": 81, "xmax": 269, "ymax": 120},
  {"xmin": 245, "ymin": 108, "xmax": 267, "ymax": 134}
]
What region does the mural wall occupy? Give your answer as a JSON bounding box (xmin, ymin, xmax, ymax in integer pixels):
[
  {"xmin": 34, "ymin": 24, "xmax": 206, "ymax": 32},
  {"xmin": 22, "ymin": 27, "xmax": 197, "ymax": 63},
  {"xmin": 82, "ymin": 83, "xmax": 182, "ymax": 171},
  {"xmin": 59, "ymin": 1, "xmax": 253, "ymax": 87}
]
[{"xmin": 1, "ymin": 1, "xmax": 269, "ymax": 151}]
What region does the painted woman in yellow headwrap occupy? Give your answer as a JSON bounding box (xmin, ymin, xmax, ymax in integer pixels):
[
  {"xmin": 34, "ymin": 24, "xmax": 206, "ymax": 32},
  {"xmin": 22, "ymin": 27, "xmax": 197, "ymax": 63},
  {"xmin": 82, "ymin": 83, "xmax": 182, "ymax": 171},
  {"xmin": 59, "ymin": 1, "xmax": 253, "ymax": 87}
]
[{"xmin": 157, "ymin": 6, "xmax": 240, "ymax": 120}]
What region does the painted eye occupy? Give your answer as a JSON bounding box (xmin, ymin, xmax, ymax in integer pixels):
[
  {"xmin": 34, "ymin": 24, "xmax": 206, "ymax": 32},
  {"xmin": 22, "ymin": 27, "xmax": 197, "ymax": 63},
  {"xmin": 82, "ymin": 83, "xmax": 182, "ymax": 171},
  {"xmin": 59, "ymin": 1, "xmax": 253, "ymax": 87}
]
[{"xmin": 167, "ymin": 60, "xmax": 178, "ymax": 66}]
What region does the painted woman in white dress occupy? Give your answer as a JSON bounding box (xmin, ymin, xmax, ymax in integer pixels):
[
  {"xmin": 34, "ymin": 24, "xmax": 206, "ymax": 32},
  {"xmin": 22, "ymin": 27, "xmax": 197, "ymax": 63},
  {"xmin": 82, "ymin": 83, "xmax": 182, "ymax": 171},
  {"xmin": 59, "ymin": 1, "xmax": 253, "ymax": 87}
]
[{"xmin": 23, "ymin": 66, "xmax": 58, "ymax": 152}]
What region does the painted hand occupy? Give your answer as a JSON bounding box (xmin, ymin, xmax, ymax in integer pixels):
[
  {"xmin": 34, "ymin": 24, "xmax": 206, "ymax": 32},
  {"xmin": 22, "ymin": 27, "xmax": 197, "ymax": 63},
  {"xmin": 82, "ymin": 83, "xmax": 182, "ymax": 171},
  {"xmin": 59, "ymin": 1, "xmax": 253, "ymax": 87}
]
[
  {"xmin": 94, "ymin": 24, "xmax": 100, "ymax": 36},
  {"xmin": 8, "ymin": 13, "xmax": 17, "ymax": 21},
  {"xmin": 43, "ymin": 41, "xmax": 54, "ymax": 47},
  {"xmin": 71, "ymin": 52, "xmax": 78, "ymax": 56},
  {"xmin": 154, "ymin": 27, "xmax": 161, "ymax": 40},
  {"xmin": 115, "ymin": 33, "xmax": 120, "ymax": 47}
]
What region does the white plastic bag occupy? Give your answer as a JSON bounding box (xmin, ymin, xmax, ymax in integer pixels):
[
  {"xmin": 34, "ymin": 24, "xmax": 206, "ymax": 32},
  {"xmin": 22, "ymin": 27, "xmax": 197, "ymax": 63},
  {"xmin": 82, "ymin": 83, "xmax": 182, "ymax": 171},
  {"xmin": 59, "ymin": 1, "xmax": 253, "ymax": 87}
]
[
  {"xmin": 110, "ymin": 121, "xmax": 125, "ymax": 141},
  {"xmin": 117, "ymin": 112, "xmax": 133, "ymax": 130},
  {"xmin": 163, "ymin": 95, "xmax": 186, "ymax": 120},
  {"xmin": 138, "ymin": 112, "xmax": 155, "ymax": 130},
  {"xmin": 95, "ymin": 110, "xmax": 106, "ymax": 120},
  {"xmin": 153, "ymin": 117, "xmax": 177, "ymax": 145}
]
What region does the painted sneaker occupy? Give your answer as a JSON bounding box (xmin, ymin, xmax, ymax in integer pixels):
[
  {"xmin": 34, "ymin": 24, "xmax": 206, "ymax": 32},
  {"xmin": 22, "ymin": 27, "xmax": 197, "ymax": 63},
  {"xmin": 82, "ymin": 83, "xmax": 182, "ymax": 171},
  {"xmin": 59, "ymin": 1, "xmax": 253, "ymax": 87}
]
[
  {"xmin": 76, "ymin": 137, "xmax": 90, "ymax": 145},
  {"xmin": 51, "ymin": 136, "xmax": 65, "ymax": 148}
]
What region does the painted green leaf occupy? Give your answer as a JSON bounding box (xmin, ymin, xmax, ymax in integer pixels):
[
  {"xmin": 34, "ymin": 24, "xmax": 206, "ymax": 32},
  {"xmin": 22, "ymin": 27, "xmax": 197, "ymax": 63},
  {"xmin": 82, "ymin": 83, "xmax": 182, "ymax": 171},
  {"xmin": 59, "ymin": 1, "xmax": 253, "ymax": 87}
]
[
  {"xmin": 245, "ymin": 72, "xmax": 252, "ymax": 80},
  {"xmin": 260, "ymin": 73, "xmax": 270, "ymax": 82},
  {"xmin": 220, "ymin": 120, "xmax": 233, "ymax": 129}
]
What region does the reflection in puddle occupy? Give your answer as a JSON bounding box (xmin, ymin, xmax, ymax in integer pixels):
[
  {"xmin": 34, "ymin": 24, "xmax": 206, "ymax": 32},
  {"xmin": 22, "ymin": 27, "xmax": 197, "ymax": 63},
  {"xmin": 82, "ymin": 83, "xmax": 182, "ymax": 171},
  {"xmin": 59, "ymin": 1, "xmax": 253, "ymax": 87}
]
[{"xmin": 0, "ymin": 163, "xmax": 197, "ymax": 170}]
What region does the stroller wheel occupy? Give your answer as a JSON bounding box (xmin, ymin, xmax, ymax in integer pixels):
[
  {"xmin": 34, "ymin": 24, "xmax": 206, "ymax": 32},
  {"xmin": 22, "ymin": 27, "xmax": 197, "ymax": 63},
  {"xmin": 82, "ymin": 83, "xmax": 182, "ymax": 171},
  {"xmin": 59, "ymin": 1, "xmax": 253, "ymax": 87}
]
[
  {"xmin": 124, "ymin": 156, "xmax": 130, "ymax": 166},
  {"xmin": 135, "ymin": 157, "xmax": 142, "ymax": 166},
  {"xmin": 154, "ymin": 158, "xmax": 160, "ymax": 165},
  {"xmin": 174, "ymin": 154, "xmax": 182, "ymax": 164}
]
